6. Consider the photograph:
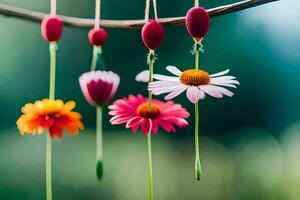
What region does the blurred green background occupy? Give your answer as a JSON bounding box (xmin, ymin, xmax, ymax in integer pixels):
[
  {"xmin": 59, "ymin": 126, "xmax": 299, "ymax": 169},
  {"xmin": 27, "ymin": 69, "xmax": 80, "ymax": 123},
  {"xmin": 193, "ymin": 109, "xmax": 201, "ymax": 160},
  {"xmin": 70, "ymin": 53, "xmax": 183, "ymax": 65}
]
[{"xmin": 0, "ymin": 0, "xmax": 299, "ymax": 199}]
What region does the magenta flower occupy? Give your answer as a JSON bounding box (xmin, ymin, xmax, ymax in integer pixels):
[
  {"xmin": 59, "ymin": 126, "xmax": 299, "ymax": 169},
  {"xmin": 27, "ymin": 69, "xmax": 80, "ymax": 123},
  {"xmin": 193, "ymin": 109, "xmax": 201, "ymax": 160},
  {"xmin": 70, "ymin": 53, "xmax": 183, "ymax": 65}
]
[
  {"xmin": 108, "ymin": 94, "xmax": 190, "ymax": 135},
  {"xmin": 79, "ymin": 70, "xmax": 120, "ymax": 106}
]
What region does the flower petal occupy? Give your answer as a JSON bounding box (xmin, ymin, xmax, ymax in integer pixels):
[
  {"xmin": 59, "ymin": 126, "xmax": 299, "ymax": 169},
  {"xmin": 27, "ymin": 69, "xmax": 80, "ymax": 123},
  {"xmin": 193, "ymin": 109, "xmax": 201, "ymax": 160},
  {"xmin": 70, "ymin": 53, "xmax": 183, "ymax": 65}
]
[
  {"xmin": 199, "ymin": 85, "xmax": 223, "ymax": 98},
  {"xmin": 149, "ymin": 82, "xmax": 182, "ymax": 95},
  {"xmin": 200, "ymin": 85, "xmax": 234, "ymax": 98},
  {"xmin": 186, "ymin": 86, "xmax": 204, "ymax": 103},
  {"xmin": 135, "ymin": 70, "xmax": 149, "ymax": 83},
  {"xmin": 166, "ymin": 66, "xmax": 182, "ymax": 76},
  {"xmin": 153, "ymin": 74, "xmax": 178, "ymax": 81},
  {"xmin": 210, "ymin": 69, "xmax": 230, "ymax": 77},
  {"xmin": 164, "ymin": 85, "xmax": 187, "ymax": 100},
  {"xmin": 141, "ymin": 119, "xmax": 152, "ymax": 136}
]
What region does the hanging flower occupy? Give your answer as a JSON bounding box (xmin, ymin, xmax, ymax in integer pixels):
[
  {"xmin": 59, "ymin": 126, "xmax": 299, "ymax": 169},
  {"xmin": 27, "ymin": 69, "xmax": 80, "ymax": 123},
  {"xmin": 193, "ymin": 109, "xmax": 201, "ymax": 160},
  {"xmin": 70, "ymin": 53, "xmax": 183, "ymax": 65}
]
[
  {"xmin": 79, "ymin": 70, "xmax": 120, "ymax": 107},
  {"xmin": 41, "ymin": 16, "xmax": 63, "ymax": 42},
  {"xmin": 142, "ymin": 20, "xmax": 165, "ymax": 50},
  {"xmin": 16, "ymin": 99, "xmax": 84, "ymax": 139},
  {"xmin": 88, "ymin": 27, "xmax": 108, "ymax": 46},
  {"xmin": 185, "ymin": 6, "xmax": 210, "ymax": 42},
  {"xmin": 108, "ymin": 94, "xmax": 190, "ymax": 135},
  {"xmin": 147, "ymin": 66, "xmax": 240, "ymax": 103}
]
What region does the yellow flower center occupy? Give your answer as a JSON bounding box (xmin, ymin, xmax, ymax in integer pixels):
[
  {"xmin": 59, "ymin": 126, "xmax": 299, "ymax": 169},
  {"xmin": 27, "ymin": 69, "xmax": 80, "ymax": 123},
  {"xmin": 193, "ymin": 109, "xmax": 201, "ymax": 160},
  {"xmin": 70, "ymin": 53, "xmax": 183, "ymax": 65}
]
[
  {"xmin": 180, "ymin": 69, "xmax": 210, "ymax": 86},
  {"xmin": 137, "ymin": 102, "xmax": 160, "ymax": 119}
]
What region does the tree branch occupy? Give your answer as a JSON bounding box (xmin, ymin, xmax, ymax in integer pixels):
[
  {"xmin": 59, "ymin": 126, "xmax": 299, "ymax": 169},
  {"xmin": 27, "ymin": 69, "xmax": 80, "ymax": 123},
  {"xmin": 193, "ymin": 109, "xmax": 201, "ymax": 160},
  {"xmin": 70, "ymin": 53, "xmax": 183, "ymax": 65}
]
[{"xmin": 0, "ymin": 0, "xmax": 279, "ymax": 29}]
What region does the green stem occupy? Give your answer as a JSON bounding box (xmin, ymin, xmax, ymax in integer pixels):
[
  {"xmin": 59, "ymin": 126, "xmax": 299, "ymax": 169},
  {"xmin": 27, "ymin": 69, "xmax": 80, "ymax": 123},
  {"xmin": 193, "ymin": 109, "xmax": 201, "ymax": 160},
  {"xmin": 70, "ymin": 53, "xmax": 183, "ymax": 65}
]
[
  {"xmin": 46, "ymin": 42, "xmax": 56, "ymax": 200},
  {"xmin": 148, "ymin": 50, "xmax": 154, "ymax": 111},
  {"xmin": 49, "ymin": 42, "xmax": 56, "ymax": 100},
  {"xmin": 96, "ymin": 106, "xmax": 103, "ymax": 180},
  {"xmin": 46, "ymin": 133, "xmax": 52, "ymax": 200},
  {"xmin": 146, "ymin": 49, "xmax": 154, "ymax": 199},
  {"xmin": 194, "ymin": 40, "xmax": 202, "ymax": 180},
  {"xmin": 90, "ymin": 46, "xmax": 103, "ymax": 71},
  {"xmin": 194, "ymin": 42, "xmax": 199, "ymax": 70},
  {"xmin": 194, "ymin": 102, "xmax": 202, "ymax": 180},
  {"xmin": 147, "ymin": 133, "xmax": 153, "ymax": 200}
]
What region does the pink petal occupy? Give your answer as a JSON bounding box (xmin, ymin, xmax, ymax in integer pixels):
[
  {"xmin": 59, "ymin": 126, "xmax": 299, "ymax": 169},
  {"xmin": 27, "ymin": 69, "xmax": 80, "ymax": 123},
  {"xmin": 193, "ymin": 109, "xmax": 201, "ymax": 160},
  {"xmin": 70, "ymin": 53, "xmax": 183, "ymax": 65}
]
[
  {"xmin": 141, "ymin": 119, "xmax": 152, "ymax": 136},
  {"xmin": 151, "ymin": 121, "xmax": 159, "ymax": 134},
  {"xmin": 126, "ymin": 117, "xmax": 142, "ymax": 129}
]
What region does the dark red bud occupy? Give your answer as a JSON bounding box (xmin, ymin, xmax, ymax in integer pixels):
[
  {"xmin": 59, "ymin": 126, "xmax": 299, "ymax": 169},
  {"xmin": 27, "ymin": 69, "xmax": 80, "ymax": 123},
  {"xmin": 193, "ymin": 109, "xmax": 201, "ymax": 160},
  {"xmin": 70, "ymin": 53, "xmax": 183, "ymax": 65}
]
[
  {"xmin": 185, "ymin": 7, "xmax": 210, "ymax": 41},
  {"xmin": 88, "ymin": 28, "xmax": 108, "ymax": 46},
  {"xmin": 141, "ymin": 20, "xmax": 164, "ymax": 50},
  {"xmin": 41, "ymin": 16, "xmax": 63, "ymax": 42}
]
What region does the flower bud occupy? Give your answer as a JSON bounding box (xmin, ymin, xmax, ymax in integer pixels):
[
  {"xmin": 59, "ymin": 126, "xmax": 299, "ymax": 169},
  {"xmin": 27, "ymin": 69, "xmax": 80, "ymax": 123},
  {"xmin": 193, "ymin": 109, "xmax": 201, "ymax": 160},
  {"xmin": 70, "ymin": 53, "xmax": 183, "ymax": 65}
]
[
  {"xmin": 141, "ymin": 20, "xmax": 164, "ymax": 50},
  {"xmin": 88, "ymin": 28, "xmax": 108, "ymax": 46},
  {"xmin": 41, "ymin": 16, "xmax": 63, "ymax": 42},
  {"xmin": 185, "ymin": 7, "xmax": 210, "ymax": 41}
]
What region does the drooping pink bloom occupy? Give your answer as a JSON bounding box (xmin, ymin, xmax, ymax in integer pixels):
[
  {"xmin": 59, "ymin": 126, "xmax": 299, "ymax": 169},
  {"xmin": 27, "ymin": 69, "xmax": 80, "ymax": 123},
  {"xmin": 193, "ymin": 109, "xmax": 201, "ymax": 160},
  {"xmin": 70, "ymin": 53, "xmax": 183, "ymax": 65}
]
[
  {"xmin": 108, "ymin": 94, "xmax": 190, "ymax": 135},
  {"xmin": 79, "ymin": 70, "xmax": 120, "ymax": 106}
]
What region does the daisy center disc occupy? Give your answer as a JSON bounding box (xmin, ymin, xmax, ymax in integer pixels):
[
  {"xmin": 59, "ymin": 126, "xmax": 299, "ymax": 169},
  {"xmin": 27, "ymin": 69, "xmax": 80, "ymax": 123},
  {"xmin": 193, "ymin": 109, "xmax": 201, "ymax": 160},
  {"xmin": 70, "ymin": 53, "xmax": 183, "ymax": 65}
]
[
  {"xmin": 137, "ymin": 102, "xmax": 160, "ymax": 119},
  {"xmin": 180, "ymin": 69, "xmax": 210, "ymax": 86}
]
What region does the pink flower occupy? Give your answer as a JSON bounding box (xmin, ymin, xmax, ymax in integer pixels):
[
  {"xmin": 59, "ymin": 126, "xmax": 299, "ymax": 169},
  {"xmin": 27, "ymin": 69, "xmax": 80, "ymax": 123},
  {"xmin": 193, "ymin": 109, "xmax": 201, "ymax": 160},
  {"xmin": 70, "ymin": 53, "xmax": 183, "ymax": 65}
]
[
  {"xmin": 79, "ymin": 70, "xmax": 120, "ymax": 106},
  {"xmin": 108, "ymin": 94, "xmax": 190, "ymax": 135}
]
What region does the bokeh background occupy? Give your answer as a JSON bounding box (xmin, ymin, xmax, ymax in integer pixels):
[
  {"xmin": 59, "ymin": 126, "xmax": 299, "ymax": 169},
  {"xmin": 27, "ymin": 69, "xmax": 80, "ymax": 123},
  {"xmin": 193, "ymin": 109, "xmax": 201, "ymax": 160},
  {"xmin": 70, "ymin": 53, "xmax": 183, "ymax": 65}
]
[{"xmin": 0, "ymin": 0, "xmax": 299, "ymax": 199}]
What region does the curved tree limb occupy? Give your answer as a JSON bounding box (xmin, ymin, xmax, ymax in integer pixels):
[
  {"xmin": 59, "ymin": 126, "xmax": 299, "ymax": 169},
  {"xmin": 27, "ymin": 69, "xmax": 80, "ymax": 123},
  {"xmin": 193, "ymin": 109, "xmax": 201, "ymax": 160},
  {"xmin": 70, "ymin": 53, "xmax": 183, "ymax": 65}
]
[{"xmin": 0, "ymin": 0, "xmax": 279, "ymax": 29}]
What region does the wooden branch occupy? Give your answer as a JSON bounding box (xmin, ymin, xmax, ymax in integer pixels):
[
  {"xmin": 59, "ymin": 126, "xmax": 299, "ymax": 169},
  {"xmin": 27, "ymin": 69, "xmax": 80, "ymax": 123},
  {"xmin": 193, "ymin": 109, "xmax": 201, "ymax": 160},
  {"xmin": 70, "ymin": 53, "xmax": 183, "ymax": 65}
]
[{"xmin": 0, "ymin": 0, "xmax": 279, "ymax": 29}]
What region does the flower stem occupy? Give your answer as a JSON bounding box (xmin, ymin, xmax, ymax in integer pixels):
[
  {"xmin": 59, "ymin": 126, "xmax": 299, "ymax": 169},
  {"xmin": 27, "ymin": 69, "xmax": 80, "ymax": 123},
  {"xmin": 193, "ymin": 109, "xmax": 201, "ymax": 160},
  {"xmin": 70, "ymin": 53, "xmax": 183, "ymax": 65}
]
[
  {"xmin": 148, "ymin": 50, "xmax": 154, "ymax": 111},
  {"xmin": 46, "ymin": 133, "xmax": 52, "ymax": 200},
  {"xmin": 147, "ymin": 133, "xmax": 153, "ymax": 200},
  {"xmin": 46, "ymin": 42, "xmax": 56, "ymax": 200},
  {"xmin": 90, "ymin": 46, "xmax": 103, "ymax": 71},
  {"xmin": 49, "ymin": 42, "xmax": 56, "ymax": 100},
  {"xmin": 194, "ymin": 42, "xmax": 199, "ymax": 70},
  {"xmin": 96, "ymin": 106, "xmax": 103, "ymax": 180},
  {"xmin": 194, "ymin": 102, "xmax": 202, "ymax": 180},
  {"xmin": 147, "ymin": 49, "xmax": 154, "ymax": 199}
]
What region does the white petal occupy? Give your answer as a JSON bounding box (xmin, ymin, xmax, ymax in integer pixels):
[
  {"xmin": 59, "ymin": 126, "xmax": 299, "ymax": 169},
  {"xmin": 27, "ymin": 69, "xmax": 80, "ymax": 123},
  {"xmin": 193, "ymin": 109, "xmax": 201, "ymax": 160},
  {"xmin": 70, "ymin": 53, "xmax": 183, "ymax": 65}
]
[
  {"xmin": 166, "ymin": 66, "xmax": 182, "ymax": 76},
  {"xmin": 199, "ymin": 85, "xmax": 223, "ymax": 98},
  {"xmin": 211, "ymin": 83, "xmax": 237, "ymax": 88},
  {"xmin": 200, "ymin": 85, "xmax": 234, "ymax": 98},
  {"xmin": 149, "ymin": 80, "xmax": 180, "ymax": 87},
  {"xmin": 211, "ymin": 75, "xmax": 237, "ymax": 81},
  {"xmin": 186, "ymin": 86, "xmax": 203, "ymax": 103},
  {"xmin": 164, "ymin": 85, "xmax": 187, "ymax": 100},
  {"xmin": 153, "ymin": 74, "xmax": 179, "ymax": 81},
  {"xmin": 210, "ymin": 77, "xmax": 240, "ymax": 85},
  {"xmin": 135, "ymin": 70, "xmax": 149, "ymax": 82},
  {"xmin": 210, "ymin": 69, "xmax": 230, "ymax": 77},
  {"xmin": 150, "ymin": 84, "xmax": 182, "ymax": 95}
]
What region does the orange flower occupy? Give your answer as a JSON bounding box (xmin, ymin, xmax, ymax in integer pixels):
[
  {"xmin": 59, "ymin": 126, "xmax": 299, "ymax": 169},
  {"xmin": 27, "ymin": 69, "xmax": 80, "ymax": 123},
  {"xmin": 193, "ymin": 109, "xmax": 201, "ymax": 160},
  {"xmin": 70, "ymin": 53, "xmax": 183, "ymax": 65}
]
[{"xmin": 16, "ymin": 99, "xmax": 84, "ymax": 139}]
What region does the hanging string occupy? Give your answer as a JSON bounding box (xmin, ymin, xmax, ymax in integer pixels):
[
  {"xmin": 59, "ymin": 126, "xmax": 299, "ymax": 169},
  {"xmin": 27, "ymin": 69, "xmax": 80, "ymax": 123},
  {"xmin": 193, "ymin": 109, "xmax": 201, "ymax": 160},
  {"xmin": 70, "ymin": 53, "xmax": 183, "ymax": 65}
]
[
  {"xmin": 144, "ymin": 0, "xmax": 150, "ymax": 22},
  {"xmin": 90, "ymin": 0, "xmax": 104, "ymax": 72},
  {"xmin": 95, "ymin": 0, "xmax": 101, "ymax": 28},
  {"xmin": 152, "ymin": 0, "xmax": 158, "ymax": 20},
  {"xmin": 50, "ymin": 0, "xmax": 57, "ymax": 16},
  {"xmin": 195, "ymin": 0, "xmax": 199, "ymax": 7}
]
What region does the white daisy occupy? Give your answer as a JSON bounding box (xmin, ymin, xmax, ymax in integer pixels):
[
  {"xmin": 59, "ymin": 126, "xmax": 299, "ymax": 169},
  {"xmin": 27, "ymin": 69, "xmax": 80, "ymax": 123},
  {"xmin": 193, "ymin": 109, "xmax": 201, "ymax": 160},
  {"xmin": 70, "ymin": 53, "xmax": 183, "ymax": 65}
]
[{"xmin": 146, "ymin": 66, "xmax": 240, "ymax": 103}]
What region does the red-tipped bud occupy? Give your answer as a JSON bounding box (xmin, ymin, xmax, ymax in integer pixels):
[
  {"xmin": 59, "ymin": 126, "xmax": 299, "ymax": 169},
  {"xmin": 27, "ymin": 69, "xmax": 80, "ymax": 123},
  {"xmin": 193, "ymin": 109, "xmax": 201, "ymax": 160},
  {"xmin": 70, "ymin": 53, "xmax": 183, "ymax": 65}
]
[
  {"xmin": 88, "ymin": 28, "xmax": 108, "ymax": 46},
  {"xmin": 185, "ymin": 7, "xmax": 210, "ymax": 41},
  {"xmin": 41, "ymin": 16, "xmax": 63, "ymax": 42},
  {"xmin": 141, "ymin": 20, "xmax": 164, "ymax": 50}
]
